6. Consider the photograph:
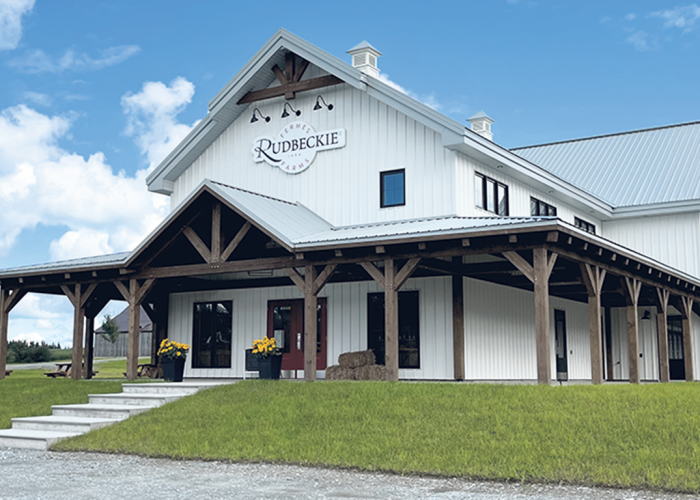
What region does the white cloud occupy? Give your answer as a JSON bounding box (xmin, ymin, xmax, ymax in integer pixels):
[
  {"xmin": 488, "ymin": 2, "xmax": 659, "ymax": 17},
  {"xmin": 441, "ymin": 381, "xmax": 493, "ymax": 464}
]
[
  {"xmin": 23, "ymin": 90, "xmax": 51, "ymax": 106},
  {"xmin": 652, "ymin": 4, "xmax": 700, "ymax": 32},
  {"xmin": 122, "ymin": 77, "xmax": 198, "ymax": 171},
  {"xmin": 626, "ymin": 30, "xmax": 656, "ymax": 51},
  {"xmin": 378, "ymin": 73, "xmax": 443, "ymax": 111},
  {"xmin": 11, "ymin": 331, "xmax": 44, "ymax": 343},
  {"xmin": 49, "ymin": 229, "xmax": 114, "ymax": 261},
  {"xmin": 0, "ymin": 0, "xmax": 34, "ymax": 51},
  {"xmin": 625, "ymin": 13, "xmax": 636, "ymax": 21},
  {"xmin": 8, "ymin": 45, "xmax": 141, "ymax": 73}
]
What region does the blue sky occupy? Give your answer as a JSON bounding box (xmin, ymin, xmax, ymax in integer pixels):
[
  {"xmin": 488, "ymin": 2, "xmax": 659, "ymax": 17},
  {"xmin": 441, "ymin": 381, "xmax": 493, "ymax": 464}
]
[{"xmin": 1, "ymin": 0, "xmax": 699, "ymax": 345}]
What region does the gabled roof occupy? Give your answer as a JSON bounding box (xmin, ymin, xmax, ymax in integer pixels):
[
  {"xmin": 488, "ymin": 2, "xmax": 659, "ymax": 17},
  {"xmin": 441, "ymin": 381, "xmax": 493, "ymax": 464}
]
[
  {"xmin": 513, "ymin": 121, "xmax": 700, "ymax": 208},
  {"xmin": 95, "ymin": 305, "xmax": 152, "ymax": 334},
  {"xmin": 145, "ymin": 29, "xmax": 611, "ymax": 221}
]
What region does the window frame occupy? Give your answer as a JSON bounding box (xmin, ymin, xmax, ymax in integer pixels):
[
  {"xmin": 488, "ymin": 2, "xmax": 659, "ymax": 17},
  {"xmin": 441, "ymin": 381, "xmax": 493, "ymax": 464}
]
[
  {"xmin": 367, "ymin": 290, "xmax": 420, "ymax": 369},
  {"xmin": 530, "ymin": 197, "xmax": 557, "ymax": 217},
  {"xmin": 475, "ymin": 172, "xmax": 509, "ymax": 215},
  {"xmin": 192, "ymin": 300, "xmax": 233, "ymax": 369},
  {"xmin": 574, "ymin": 217, "xmax": 596, "ymax": 234},
  {"xmin": 380, "ymin": 169, "xmax": 406, "ymax": 208}
]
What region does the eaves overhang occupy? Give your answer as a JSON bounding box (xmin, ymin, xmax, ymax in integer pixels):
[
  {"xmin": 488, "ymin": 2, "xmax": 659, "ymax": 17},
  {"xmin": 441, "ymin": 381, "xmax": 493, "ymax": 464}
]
[{"xmin": 609, "ymin": 199, "xmax": 700, "ymax": 220}]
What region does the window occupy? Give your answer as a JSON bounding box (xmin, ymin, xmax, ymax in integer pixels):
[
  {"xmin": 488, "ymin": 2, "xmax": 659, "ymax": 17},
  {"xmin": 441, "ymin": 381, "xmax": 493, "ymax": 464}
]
[
  {"xmin": 192, "ymin": 301, "xmax": 232, "ymax": 368},
  {"xmin": 367, "ymin": 291, "xmax": 420, "ymax": 369},
  {"xmin": 574, "ymin": 217, "xmax": 596, "ymax": 234},
  {"xmin": 531, "ymin": 197, "xmax": 557, "ymax": 217},
  {"xmin": 380, "ymin": 169, "xmax": 405, "ymax": 208},
  {"xmin": 475, "ymin": 173, "xmax": 508, "ymax": 215}
]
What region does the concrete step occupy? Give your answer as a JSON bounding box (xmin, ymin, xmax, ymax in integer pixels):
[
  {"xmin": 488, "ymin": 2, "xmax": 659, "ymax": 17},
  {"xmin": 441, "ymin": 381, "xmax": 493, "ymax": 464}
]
[
  {"xmin": 88, "ymin": 393, "xmax": 188, "ymax": 407},
  {"xmin": 122, "ymin": 382, "xmax": 222, "ymax": 395},
  {"xmin": 12, "ymin": 416, "xmax": 120, "ymax": 434},
  {"xmin": 52, "ymin": 403, "xmax": 151, "ymax": 420},
  {"xmin": 0, "ymin": 429, "xmax": 81, "ymax": 451}
]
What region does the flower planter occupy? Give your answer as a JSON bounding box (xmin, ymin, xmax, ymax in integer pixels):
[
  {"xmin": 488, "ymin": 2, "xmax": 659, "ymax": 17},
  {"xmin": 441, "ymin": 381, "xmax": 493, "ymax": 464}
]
[
  {"xmin": 257, "ymin": 355, "xmax": 282, "ymax": 380},
  {"xmin": 162, "ymin": 357, "xmax": 185, "ymax": 382}
]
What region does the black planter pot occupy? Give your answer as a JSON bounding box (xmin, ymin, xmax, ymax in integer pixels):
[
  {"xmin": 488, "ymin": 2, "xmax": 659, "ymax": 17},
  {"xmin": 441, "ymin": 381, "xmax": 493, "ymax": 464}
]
[
  {"xmin": 162, "ymin": 357, "xmax": 185, "ymax": 382},
  {"xmin": 258, "ymin": 355, "xmax": 282, "ymax": 380}
]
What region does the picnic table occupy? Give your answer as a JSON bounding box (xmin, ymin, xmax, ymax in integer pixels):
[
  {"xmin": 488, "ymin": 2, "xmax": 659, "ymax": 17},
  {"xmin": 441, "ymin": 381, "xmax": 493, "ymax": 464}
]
[
  {"xmin": 44, "ymin": 363, "xmax": 98, "ymax": 378},
  {"xmin": 4, "ymin": 370, "xmax": 12, "ymax": 377}
]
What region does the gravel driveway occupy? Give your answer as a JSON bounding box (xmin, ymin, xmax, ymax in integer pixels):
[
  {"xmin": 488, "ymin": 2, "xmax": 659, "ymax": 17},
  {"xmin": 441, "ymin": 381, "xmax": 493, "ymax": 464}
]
[{"xmin": 0, "ymin": 449, "xmax": 695, "ymax": 500}]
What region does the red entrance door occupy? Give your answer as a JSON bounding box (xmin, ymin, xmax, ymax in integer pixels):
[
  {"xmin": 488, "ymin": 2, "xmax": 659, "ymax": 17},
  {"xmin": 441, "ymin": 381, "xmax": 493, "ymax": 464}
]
[{"xmin": 267, "ymin": 298, "xmax": 327, "ymax": 371}]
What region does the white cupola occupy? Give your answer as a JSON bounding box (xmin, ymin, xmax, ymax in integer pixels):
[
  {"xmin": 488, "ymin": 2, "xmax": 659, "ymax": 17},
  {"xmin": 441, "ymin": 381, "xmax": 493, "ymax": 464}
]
[
  {"xmin": 347, "ymin": 41, "xmax": 382, "ymax": 78},
  {"xmin": 468, "ymin": 112, "xmax": 495, "ymax": 141}
]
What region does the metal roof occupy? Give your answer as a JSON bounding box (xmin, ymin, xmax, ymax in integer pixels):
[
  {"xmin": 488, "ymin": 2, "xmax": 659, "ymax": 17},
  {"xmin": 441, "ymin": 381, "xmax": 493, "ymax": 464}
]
[
  {"xmin": 0, "ymin": 252, "xmax": 130, "ymax": 276},
  {"xmin": 513, "ymin": 121, "xmax": 700, "ymax": 208},
  {"xmin": 295, "ymin": 216, "xmax": 552, "ymax": 247}
]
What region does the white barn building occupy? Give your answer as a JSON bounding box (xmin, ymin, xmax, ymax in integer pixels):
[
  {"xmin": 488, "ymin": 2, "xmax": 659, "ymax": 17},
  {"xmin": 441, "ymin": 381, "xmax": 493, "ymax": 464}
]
[{"xmin": 1, "ymin": 29, "xmax": 700, "ymax": 384}]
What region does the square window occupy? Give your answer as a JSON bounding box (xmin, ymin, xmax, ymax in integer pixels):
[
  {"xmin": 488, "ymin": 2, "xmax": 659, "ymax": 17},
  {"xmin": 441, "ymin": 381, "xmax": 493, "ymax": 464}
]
[{"xmin": 381, "ymin": 170, "xmax": 405, "ymax": 208}]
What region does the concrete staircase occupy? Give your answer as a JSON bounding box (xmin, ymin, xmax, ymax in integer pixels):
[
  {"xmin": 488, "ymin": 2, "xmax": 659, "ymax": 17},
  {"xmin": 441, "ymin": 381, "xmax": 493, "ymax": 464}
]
[{"xmin": 0, "ymin": 381, "xmax": 226, "ymax": 450}]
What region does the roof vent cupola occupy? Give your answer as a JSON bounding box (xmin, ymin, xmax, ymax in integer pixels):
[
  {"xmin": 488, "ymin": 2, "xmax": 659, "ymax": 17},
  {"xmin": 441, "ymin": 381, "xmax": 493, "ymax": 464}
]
[
  {"xmin": 347, "ymin": 41, "xmax": 382, "ymax": 78},
  {"xmin": 468, "ymin": 112, "xmax": 495, "ymax": 141}
]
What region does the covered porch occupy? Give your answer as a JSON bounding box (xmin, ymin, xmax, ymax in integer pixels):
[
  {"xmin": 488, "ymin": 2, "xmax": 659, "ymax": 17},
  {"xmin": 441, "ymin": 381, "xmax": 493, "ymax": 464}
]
[{"xmin": 2, "ymin": 181, "xmax": 699, "ymax": 384}]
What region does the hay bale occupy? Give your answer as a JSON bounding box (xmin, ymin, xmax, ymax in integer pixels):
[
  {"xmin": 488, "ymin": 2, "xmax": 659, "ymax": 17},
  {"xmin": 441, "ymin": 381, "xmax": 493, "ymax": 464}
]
[
  {"xmin": 338, "ymin": 350, "xmax": 376, "ymax": 369},
  {"xmin": 326, "ymin": 365, "xmax": 356, "ymax": 380},
  {"xmin": 355, "ymin": 364, "xmax": 387, "ymax": 381}
]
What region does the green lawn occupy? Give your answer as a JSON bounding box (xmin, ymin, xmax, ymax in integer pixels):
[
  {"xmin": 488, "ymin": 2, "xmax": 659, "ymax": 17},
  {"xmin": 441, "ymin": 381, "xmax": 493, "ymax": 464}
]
[
  {"xmin": 1, "ymin": 357, "xmax": 152, "ymax": 428},
  {"xmin": 53, "ymin": 381, "xmax": 700, "ymax": 493}
]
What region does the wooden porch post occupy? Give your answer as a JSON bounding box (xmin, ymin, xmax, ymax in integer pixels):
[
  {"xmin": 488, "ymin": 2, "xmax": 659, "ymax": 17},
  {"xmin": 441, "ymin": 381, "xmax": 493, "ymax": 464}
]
[
  {"xmin": 452, "ymin": 256, "xmax": 465, "ymax": 381},
  {"xmin": 304, "ymin": 265, "xmax": 318, "ymax": 381},
  {"xmin": 0, "ymin": 288, "xmax": 28, "ymax": 379},
  {"xmin": 0, "ymin": 289, "xmax": 8, "ymax": 380},
  {"xmin": 286, "ymin": 264, "xmax": 337, "ymax": 381},
  {"xmin": 61, "ymin": 284, "xmax": 97, "ymax": 380},
  {"xmin": 679, "ymin": 296, "xmax": 695, "ymax": 382},
  {"xmin": 654, "ymin": 288, "xmax": 670, "ymax": 383},
  {"xmin": 503, "ymin": 248, "xmax": 557, "ymax": 384},
  {"xmin": 580, "ymin": 264, "xmax": 606, "ymax": 385},
  {"xmin": 359, "ymin": 258, "xmax": 421, "ymax": 381},
  {"xmin": 622, "ymin": 277, "xmax": 642, "ymax": 384},
  {"xmin": 115, "ymin": 279, "xmax": 156, "ymax": 380}
]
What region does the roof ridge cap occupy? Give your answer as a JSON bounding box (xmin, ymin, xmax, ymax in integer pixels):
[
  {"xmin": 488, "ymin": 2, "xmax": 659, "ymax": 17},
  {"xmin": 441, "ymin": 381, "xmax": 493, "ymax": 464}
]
[{"xmin": 210, "ymin": 180, "xmax": 296, "ymax": 206}]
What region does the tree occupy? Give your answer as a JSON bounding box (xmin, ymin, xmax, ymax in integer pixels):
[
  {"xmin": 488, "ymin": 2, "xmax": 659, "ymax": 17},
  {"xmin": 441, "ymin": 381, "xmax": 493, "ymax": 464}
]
[{"xmin": 100, "ymin": 315, "xmax": 121, "ymax": 344}]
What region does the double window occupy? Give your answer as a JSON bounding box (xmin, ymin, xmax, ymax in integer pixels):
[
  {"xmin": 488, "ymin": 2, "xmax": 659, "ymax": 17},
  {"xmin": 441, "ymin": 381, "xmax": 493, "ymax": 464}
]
[
  {"xmin": 574, "ymin": 217, "xmax": 596, "ymax": 234},
  {"xmin": 531, "ymin": 197, "xmax": 557, "ymax": 216},
  {"xmin": 192, "ymin": 301, "xmax": 233, "ymax": 368},
  {"xmin": 367, "ymin": 291, "xmax": 420, "ymax": 369},
  {"xmin": 380, "ymin": 169, "xmax": 405, "ymax": 208},
  {"xmin": 475, "ymin": 173, "xmax": 508, "ymax": 215}
]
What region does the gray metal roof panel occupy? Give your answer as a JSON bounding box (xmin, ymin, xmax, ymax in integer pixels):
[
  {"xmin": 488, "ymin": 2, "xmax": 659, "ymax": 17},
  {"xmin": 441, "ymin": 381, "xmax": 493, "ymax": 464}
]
[
  {"xmin": 294, "ymin": 216, "xmax": 553, "ymax": 246},
  {"xmin": 513, "ymin": 121, "xmax": 700, "ymax": 207},
  {"xmin": 0, "ymin": 252, "xmax": 130, "ymax": 277}
]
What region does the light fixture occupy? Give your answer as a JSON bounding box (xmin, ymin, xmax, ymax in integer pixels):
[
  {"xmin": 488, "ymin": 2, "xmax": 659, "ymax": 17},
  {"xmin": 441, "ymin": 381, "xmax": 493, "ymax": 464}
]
[
  {"xmin": 250, "ymin": 108, "xmax": 270, "ymax": 123},
  {"xmin": 313, "ymin": 95, "xmax": 334, "ymax": 111},
  {"xmin": 642, "ymin": 310, "xmax": 651, "ymax": 321},
  {"xmin": 281, "ymin": 102, "xmax": 301, "ymax": 118}
]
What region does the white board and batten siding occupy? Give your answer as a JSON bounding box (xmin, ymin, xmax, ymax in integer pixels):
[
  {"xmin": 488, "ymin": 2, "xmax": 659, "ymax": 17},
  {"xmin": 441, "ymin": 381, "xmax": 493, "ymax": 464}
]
[
  {"xmin": 602, "ymin": 213, "xmax": 700, "ymax": 277},
  {"xmin": 463, "ymin": 278, "xmax": 591, "ymax": 381},
  {"xmin": 167, "ymin": 276, "xmax": 455, "ymax": 380},
  {"xmin": 171, "ymin": 68, "xmax": 455, "ymax": 227},
  {"xmin": 454, "ymin": 151, "xmax": 603, "ymax": 228}
]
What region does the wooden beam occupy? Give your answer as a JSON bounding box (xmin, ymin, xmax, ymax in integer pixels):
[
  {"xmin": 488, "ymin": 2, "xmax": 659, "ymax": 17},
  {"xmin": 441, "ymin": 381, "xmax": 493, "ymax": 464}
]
[
  {"xmin": 304, "ymin": 265, "xmax": 318, "ymax": 382},
  {"xmin": 285, "ymin": 268, "xmax": 306, "ymax": 292},
  {"xmin": 580, "ymin": 264, "xmax": 605, "ymax": 384},
  {"xmin": 79, "ymin": 283, "xmax": 98, "ymax": 309},
  {"xmin": 60, "ymin": 284, "xmax": 77, "ymax": 307},
  {"xmin": 502, "ymin": 251, "xmax": 534, "ymax": 283},
  {"xmin": 680, "ymin": 296, "xmax": 695, "ymax": 382},
  {"xmin": 183, "ymin": 227, "xmax": 212, "ymax": 263},
  {"xmin": 126, "ymin": 279, "xmax": 141, "ymax": 381},
  {"xmin": 293, "ymin": 59, "xmax": 309, "ymax": 83},
  {"xmin": 85, "ymin": 316, "xmax": 95, "ymax": 380},
  {"xmin": 623, "ymin": 277, "xmax": 642, "ymax": 384},
  {"xmin": 70, "ymin": 283, "xmax": 84, "ymax": 380},
  {"xmin": 237, "ymin": 75, "xmax": 344, "ymax": 104},
  {"xmin": 360, "ymin": 262, "xmax": 386, "ymax": 289},
  {"xmin": 211, "ymin": 202, "xmax": 221, "ymax": 263},
  {"xmin": 3, "ymin": 288, "xmax": 28, "ymax": 314},
  {"xmin": 312, "ymin": 264, "xmax": 337, "ymax": 295},
  {"xmin": 114, "ymin": 280, "xmax": 130, "ymax": 302},
  {"xmin": 533, "ymin": 248, "xmax": 552, "ymax": 385},
  {"xmin": 654, "ymin": 288, "xmax": 670, "ymax": 383},
  {"xmin": 220, "ymin": 221, "xmax": 251, "ymax": 262},
  {"xmin": 452, "ymin": 256, "xmax": 465, "ymax": 381},
  {"xmin": 384, "ymin": 258, "xmax": 399, "ymax": 382},
  {"xmin": 135, "ymin": 278, "xmax": 156, "ymax": 305},
  {"xmin": 394, "ymin": 258, "xmax": 421, "ymax": 290}
]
